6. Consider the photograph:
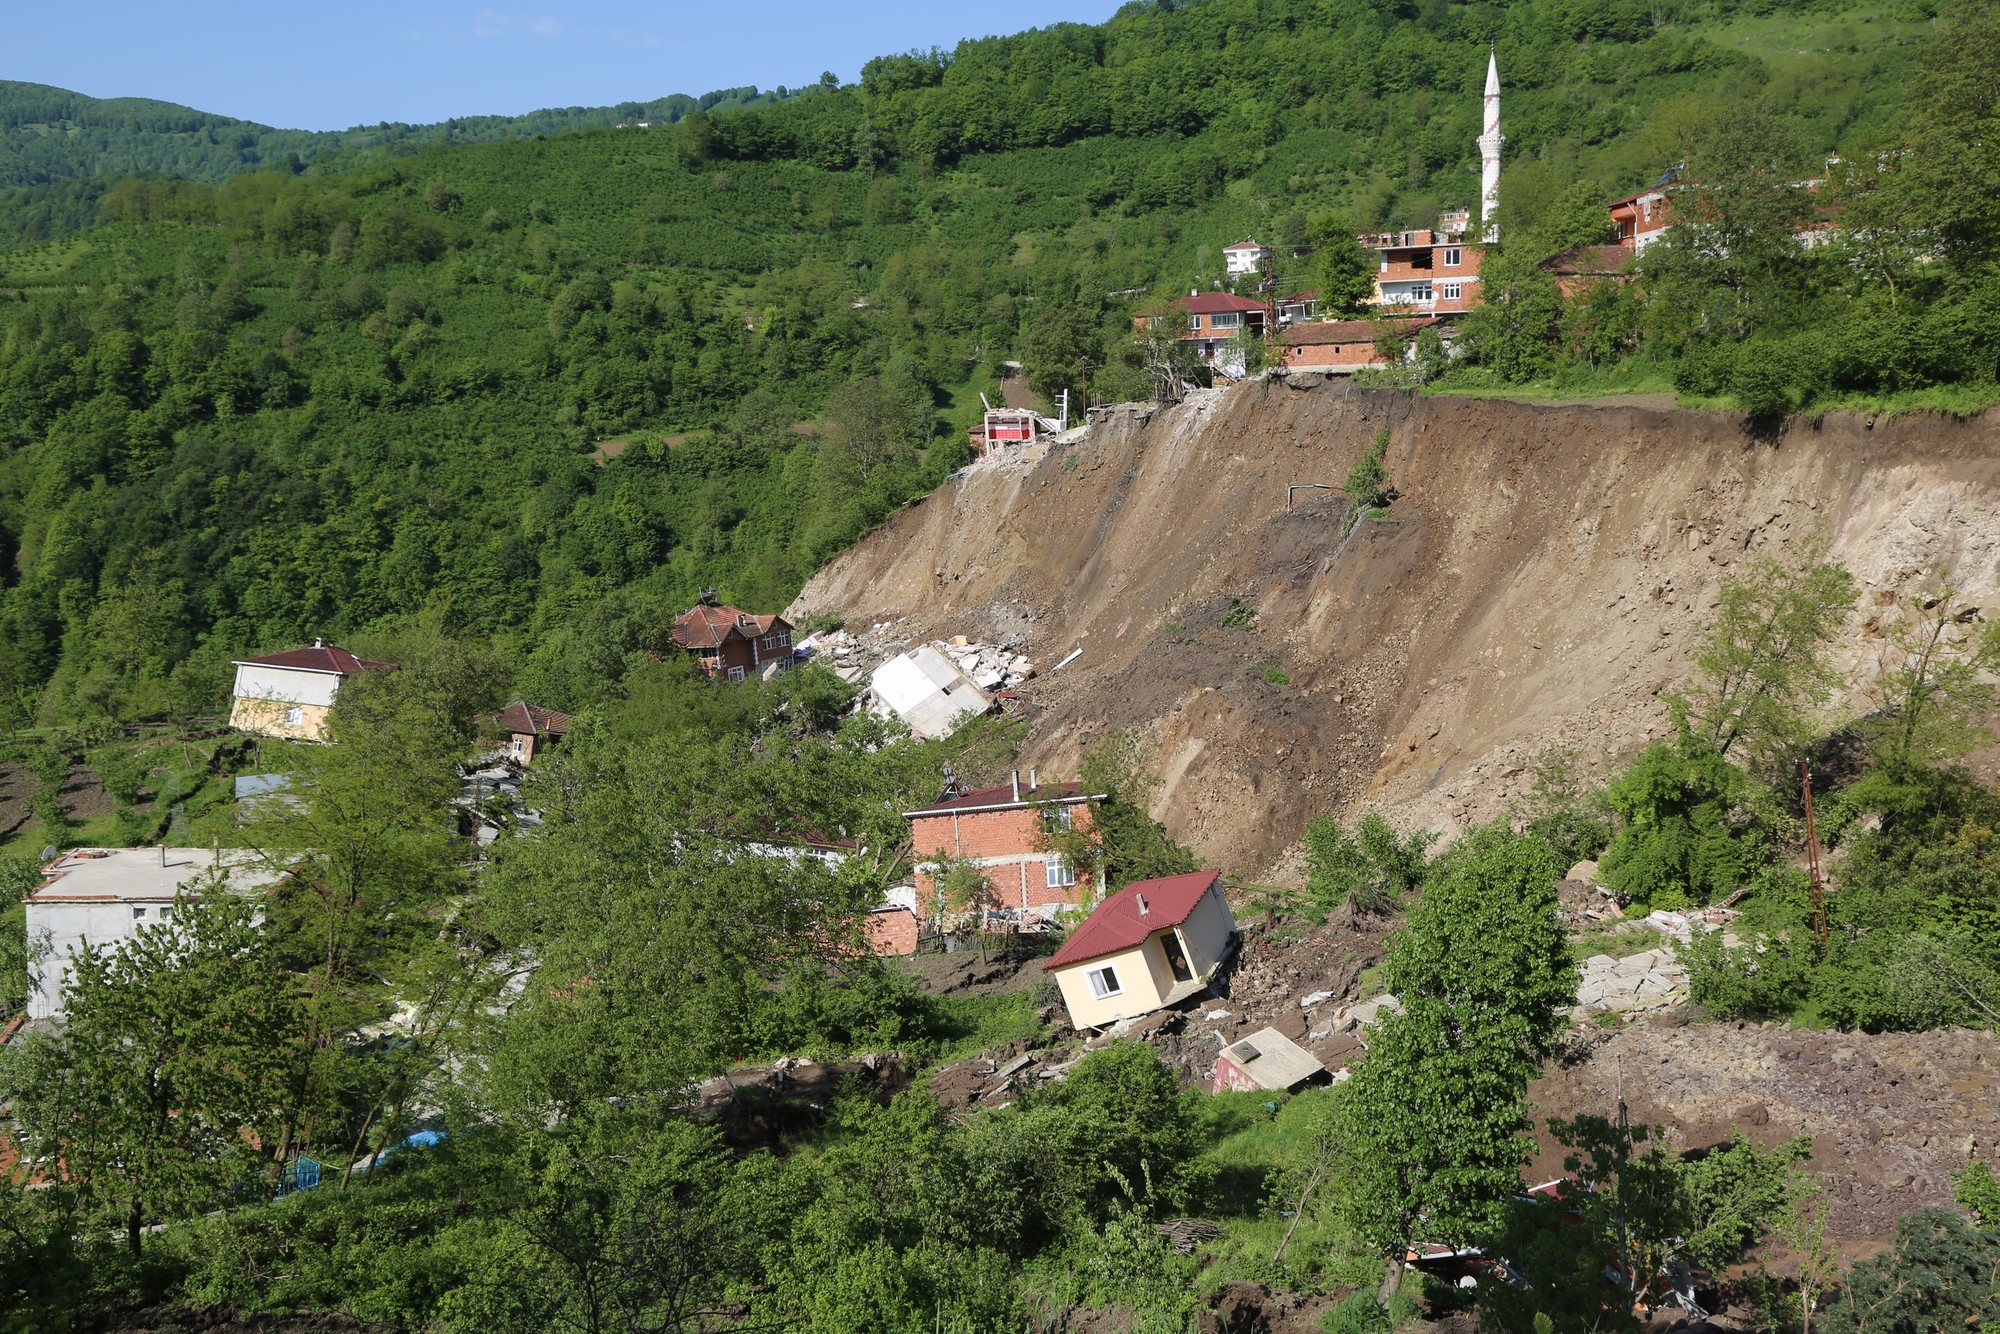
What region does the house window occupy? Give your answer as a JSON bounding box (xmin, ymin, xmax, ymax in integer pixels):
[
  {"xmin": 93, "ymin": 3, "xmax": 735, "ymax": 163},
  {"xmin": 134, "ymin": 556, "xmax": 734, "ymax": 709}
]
[
  {"xmin": 510, "ymin": 736, "xmax": 526, "ymax": 757},
  {"xmin": 1046, "ymin": 856, "xmax": 1078, "ymax": 889},
  {"xmin": 1210, "ymin": 312, "xmax": 1242, "ymax": 330},
  {"xmin": 1041, "ymin": 804, "xmax": 1075, "ymax": 833},
  {"xmin": 1443, "ymin": 247, "xmax": 1462, "ymax": 266},
  {"xmin": 1442, "ymin": 282, "xmax": 1461, "ymax": 300},
  {"xmin": 132, "ymin": 906, "xmax": 148, "ymax": 920},
  {"xmin": 1412, "ymin": 284, "xmax": 1433, "ymax": 302},
  {"xmin": 159, "ymin": 906, "xmax": 172, "ymax": 920},
  {"xmin": 726, "ymin": 666, "xmax": 746, "ymax": 683},
  {"xmin": 1187, "ymin": 315, "xmax": 1201, "ymax": 333},
  {"xmin": 1087, "ymin": 965, "xmax": 1122, "ymax": 999},
  {"xmin": 283, "ymin": 706, "xmax": 304, "ymax": 726}
]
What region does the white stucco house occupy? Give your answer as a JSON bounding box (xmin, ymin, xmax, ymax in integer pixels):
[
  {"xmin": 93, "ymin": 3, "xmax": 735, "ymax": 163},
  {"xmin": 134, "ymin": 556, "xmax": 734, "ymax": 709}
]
[
  {"xmin": 229, "ymin": 641, "xmax": 395, "ymax": 742},
  {"xmin": 24, "ymin": 847, "xmax": 285, "ymax": 1021}
]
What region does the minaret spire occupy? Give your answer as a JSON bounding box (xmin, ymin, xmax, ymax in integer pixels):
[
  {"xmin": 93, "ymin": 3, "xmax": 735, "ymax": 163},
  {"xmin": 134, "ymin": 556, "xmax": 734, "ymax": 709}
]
[{"xmin": 1478, "ymin": 43, "xmax": 1503, "ymax": 243}]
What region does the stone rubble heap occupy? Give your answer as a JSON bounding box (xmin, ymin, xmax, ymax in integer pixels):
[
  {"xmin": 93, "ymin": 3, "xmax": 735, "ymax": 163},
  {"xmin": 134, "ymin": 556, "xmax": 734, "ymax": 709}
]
[
  {"xmin": 799, "ymin": 624, "xmax": 1036, "ymax": 692},
  {"xmin": 939, "ymin": 634, "xmax": 1037, "ymax": 691}
]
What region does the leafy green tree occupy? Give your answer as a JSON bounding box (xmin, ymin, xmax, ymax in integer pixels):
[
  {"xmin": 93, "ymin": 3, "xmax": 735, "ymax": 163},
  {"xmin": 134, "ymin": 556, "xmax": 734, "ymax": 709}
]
[
  {"xmin": 1340, "ymin": 825, "xmax": 1576, "ymax": 1301},
  {"xmin": 1307, "ymin": 214, "xmax": 1376, "ymax": 318},
  {"xmin": 1598, "ymin": 731, "xmax": 1768, "ymax": 910},
  {"xmin": 1674, "ymin": 552, "xmax": 1858, "ymax": 771},
  {"xmin": 2, "ymin": 889, "xmax": 299, "ymax": 1256},
  {"xmin": 1021, "ymin": 302, "xmax": 1101, "ymax": 409},
  {"xmin": 1302, "ymin": 810, "xmax": 1431, "ymax": 917},
  {"xmin": 1344, "ymin": 424, "xmax": 1393, "ymax": 511},
  {"xmin": 1064, "ymin": 730, "xmax": 1197, "ymax": 891},
  {"xmin": 1821, "ymin": 1208, "xmax": 2000, "ymax": 1334},
  {"xmin": 1458, "ymin": 249, "xmax": 1563, "ymax": 381}
]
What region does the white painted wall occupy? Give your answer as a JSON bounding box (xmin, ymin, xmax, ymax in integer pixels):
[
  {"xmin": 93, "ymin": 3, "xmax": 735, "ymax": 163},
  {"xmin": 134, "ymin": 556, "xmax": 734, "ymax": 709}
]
[
  {"xmin": 871, "ymin": 645, "xmax": 992, "ymax": 739},
  {"xmin": 232, "ymin": 664, "xmax": 342, "ymax": 708}
]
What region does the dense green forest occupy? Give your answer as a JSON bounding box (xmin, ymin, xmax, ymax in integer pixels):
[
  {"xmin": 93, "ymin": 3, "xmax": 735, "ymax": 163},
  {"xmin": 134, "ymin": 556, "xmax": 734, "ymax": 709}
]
[
  {"xmin": 0, "ymin": 0, "xmax": 1965, "ymax": 728},
  {"xmin": 0, "ymin": 79, "xmax": 813, "ymax": 245}
]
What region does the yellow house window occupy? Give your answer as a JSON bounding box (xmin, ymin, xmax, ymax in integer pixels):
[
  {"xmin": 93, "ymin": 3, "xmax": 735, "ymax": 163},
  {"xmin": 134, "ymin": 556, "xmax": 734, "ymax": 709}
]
[
  {"xmin": 283, "ymin": 706, "xmax": 304, "ymax": 726},
  {"xmin": 1087, "ymin": 965, "xmax": 1121, "ymax": 998}
]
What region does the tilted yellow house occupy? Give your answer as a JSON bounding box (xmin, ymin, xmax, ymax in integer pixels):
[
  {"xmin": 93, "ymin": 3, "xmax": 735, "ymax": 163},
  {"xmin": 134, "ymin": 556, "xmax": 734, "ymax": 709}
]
[{"xmin": 1045, "ymin": 869, "xmax": 1238, "ymax": 1030}]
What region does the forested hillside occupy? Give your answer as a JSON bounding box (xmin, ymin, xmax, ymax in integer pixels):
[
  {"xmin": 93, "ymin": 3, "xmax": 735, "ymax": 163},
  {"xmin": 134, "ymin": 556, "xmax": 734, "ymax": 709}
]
[{"xmin": 0, "ymin": 0, "xmax": 1960, "ymax": 730}]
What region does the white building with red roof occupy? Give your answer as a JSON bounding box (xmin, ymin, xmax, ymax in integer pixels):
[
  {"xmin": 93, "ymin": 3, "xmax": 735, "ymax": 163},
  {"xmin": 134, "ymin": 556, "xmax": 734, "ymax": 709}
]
[
  {"xmin": 229, "ymin": 640, "xmax": 396, "ymax": 742},
  {"xmin": 1045, "ymin": 869, "xmax": 1237, "ymax": 1030},
  {"xmin": 1222, "ymin": 238, "xmax": 1271, "ymax": 277}
]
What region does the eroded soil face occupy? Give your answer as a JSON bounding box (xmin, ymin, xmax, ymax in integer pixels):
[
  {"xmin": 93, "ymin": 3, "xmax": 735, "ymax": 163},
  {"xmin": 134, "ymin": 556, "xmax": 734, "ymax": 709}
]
[{"xmin": 793, "ymin": 384, "xmax": 2000, "ymax": 879}]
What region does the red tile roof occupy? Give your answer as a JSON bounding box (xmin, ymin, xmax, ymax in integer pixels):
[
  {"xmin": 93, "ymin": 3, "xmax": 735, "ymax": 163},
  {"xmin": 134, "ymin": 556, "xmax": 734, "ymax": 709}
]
[
  {"xmin": 1046, "ymin": 869, "xmax": 1223, "ymax": 971},
  {"xmin": 1223, "ymin": 239, "xmax": 1267, "ymax": 251},
  {"xmin": 233, "ymin": 644, "xmax": 395, "ymax": 675},
  {"xmin": 1539, "ymin": 244, "xmax": 1635, "ymax": 276},
  {"xmin": 1282, "ymin": 316, "xmax": 1445, "ymax": 347},
  {"xmin": 495, "ymin": 700, "xmax": 570, "ymax": 736},
  {"xmin": 906, "ymin": 781, "xmax": 1086, "ymax": 817},
  {"xmin": 1175, "ymin": 293, "xmax": 1268, "ymax": 315},
  {"xmin": 670, "ymin": 603, "xmax": 789, "ymax": 650}
]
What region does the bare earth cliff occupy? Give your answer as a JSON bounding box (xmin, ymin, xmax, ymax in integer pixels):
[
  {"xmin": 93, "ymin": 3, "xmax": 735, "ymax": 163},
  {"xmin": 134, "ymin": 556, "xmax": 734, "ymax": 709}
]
[{"xmin": 792, "ymin": 380, "xmax": 2000, "ymax": 879}]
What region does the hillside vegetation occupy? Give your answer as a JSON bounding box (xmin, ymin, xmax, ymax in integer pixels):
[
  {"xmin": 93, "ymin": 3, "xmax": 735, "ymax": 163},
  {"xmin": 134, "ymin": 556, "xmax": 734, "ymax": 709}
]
[{"xmin": 0, "ymin": 0, "xmax": 1963, "ymax": 730}]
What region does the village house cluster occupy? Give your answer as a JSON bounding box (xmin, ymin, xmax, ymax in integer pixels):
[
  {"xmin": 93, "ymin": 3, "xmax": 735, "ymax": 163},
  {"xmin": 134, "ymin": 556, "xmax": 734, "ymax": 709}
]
[{"xmin": 1121, "ymin": 47, "xmax": 1823, "ymax": 386}]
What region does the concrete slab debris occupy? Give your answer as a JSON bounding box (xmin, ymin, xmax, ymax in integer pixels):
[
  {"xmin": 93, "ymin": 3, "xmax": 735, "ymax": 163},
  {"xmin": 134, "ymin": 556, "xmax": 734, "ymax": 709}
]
[{"xmin": 1213, "ymin": 1026, "xmax": 1327, "ymax": 1093}]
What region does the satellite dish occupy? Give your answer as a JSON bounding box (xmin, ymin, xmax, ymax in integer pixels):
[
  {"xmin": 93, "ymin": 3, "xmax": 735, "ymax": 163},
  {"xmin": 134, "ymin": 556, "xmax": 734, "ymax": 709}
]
[{"xmin": 39, "ymin": 845, "xmax": 56, "ymax": 863}]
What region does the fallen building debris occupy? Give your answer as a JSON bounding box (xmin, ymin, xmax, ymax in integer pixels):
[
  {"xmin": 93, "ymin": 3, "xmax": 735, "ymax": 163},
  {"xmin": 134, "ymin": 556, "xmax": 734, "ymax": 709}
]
[{"xmin": 1212, "ymin": 1026, "xmax": 1326, "ymax": 1093}]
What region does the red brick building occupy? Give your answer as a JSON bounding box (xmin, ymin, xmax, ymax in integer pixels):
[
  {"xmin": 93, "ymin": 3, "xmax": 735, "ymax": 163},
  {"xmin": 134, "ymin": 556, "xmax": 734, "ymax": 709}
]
[
  {"xmin": 1281, "ymin": 316, "xmax": 1449, "ymax": 373},
  {"xmin": 1356, "ymin": 228, "xmax": 1486, "ymax": 315},
  {"xmin": 493, "ymin": 700, "xmax": 570, "ymax": 764},
  {"xmin": 1134, "ymin": 292, "xmax": 1271, "ymax": 377},
  {"xmin": 671, "ymin": 592, "xmax": 795, "ymax": 682},
  {"xmin": 906, "ymin": 775, "xmax": 1105, "ymax": 924}
]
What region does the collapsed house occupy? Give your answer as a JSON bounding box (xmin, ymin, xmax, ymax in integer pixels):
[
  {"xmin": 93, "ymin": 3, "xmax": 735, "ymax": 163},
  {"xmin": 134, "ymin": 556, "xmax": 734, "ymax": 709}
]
[{"xmin": 1045, "ymin": 869, "xmax": 1239, "ymax": 1031}]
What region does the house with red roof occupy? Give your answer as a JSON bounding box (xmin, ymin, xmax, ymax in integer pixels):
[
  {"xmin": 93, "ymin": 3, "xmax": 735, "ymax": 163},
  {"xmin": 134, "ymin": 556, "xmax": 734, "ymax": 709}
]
[
  {"xmin": 1222, "ymin": 238, "xmax": 1271, "ymax": 277},
  {"xmin": 229, "ymin": 640, "xmax": 396, "ymax": 742},
  {"xmin": 1045, "ymin": 869, "xmax": 1238, "ymax": 1030},
  {"xmin": 905, "ymin": 771, "xmax": 1105, "ymax": 925},
  {"xmin": 1134, "ymin": 292, "xmax": 1271, "ymax": 378},
  {"xmin": 670, "ymin": 591, "xmax": 795, "ymax": 682},
  {"xmin": 493, "ymin": 700, "xmax": 570, "ymax": 764}
]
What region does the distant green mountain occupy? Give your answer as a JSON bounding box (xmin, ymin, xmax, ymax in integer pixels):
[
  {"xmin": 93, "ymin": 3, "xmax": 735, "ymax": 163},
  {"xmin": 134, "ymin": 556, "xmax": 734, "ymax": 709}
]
[{"xmin": 0, "ymin": 79, "xmax": 814, "ymax": 244}]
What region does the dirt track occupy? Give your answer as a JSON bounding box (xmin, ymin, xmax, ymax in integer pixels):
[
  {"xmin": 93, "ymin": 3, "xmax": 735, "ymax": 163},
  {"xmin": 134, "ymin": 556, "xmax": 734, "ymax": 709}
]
[{"xmin": 792, "ymin": 382, "xmax": 2000, "ymax": 878}]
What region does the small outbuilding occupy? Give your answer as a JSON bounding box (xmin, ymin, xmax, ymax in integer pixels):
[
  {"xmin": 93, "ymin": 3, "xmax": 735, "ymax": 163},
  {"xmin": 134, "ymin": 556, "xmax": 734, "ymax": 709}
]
[
  {"xmin": 1045, "ymin": 869, "xmax": 1238, "ymax": 1031},
  {"xmin": 1212, "ymin": 1027, "xmax": 1326, "ymax": 1094}
]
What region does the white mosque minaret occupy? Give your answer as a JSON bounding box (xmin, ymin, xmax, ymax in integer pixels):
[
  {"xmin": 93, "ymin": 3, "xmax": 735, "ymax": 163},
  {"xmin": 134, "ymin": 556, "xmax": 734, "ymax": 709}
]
[{"xmin": 1478, "ymin": 45, "xmax": 1503, "ymax": 242}]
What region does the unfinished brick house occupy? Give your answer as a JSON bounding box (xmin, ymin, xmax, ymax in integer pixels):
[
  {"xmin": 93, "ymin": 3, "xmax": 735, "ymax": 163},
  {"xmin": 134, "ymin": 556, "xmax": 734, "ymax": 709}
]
[
  {"xmin": 670, "ymin": 591, "xmax": 795, "ymax": 682},
  {"xmin": 905, "ymin": 773, "xmax": 1105, "ymax": 925}
]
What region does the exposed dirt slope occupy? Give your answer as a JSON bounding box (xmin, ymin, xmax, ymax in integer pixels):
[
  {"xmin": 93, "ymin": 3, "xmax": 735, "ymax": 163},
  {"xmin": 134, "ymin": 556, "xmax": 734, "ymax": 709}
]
[{"xmin": 792, "ymin": 381, "xmax": 2000, "ymax": 877}]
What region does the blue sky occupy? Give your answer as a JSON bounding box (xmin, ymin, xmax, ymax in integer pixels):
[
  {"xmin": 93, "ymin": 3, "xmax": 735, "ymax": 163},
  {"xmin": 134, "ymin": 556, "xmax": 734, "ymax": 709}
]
[{"xmin": 11, "ymin": 1, "xmax": 1126, "ymax": 131}]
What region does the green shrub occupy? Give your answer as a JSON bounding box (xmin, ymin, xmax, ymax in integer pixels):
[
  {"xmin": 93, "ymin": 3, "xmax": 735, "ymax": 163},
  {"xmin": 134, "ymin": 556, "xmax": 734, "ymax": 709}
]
[{"xmin": 1323, "ymin": 1290, "xmax": 1391, "ymax": 1334}]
